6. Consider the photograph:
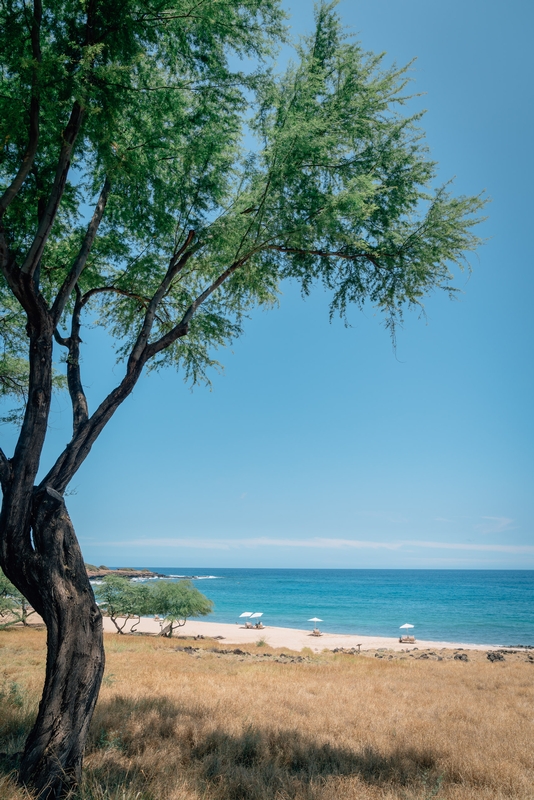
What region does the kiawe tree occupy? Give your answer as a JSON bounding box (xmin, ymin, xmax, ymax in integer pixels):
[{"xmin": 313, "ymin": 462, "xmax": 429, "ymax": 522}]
[
  {"xmin": 152, "ymin": 579, "xmax": 213, "ymax": 636},
  {"xmin": 0, "ymin": 0, "xmax": 484, "ymax": 795},
  {"xmin": 0, "ymin": 567, "xmax": 37, "ymax": 627},
  {"xmin": 95, "ymin": 574, "xmax": 152, "ymax": 633}
]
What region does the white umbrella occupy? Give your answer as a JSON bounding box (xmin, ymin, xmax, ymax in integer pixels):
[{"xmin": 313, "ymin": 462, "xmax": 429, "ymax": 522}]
[
  {"xmin": 308, "ymin": 617, "xmax": 323, "ymax": 622},
  {"xmin": 239, "ymin": 612, "xmax": 253, "ymax": 618},
  {"xmin": 250, "ymin": 612, "xmax": 263, "ymax": 618},
  {"xmin": 399, "ymin": 623, "xmax": 415, "ymax": 642}
]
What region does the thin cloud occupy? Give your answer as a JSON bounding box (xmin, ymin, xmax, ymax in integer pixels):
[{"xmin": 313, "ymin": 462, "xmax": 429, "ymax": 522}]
[
  {"xmin": 474, "ymin": 516, "xmax": 516, "ymax": 534},
  {"xmin": 404, "ymin": 539, "xmax": 532, "ymax": 554},
  {"xmin": 110, "ymin": 536, "xmax": 534, "ymax": 555},
  {"xmin": 245, "ymin": 537, "xmax": 403, "ymax": 550}
]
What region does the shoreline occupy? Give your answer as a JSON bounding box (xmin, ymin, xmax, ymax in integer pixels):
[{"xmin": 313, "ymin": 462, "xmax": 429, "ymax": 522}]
[{"xmin": 101, "ymin": 616, "xmax": 505, "ymax": 652}]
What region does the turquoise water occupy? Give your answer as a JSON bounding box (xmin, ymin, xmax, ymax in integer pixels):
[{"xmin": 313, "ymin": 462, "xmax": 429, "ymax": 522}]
[{"xmin": 142, "ymin": 569, "xmax": 534, "ymax": 646}]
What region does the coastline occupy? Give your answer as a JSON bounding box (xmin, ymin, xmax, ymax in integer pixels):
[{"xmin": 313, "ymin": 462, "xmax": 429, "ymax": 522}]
[{"xmin": 101, "ymin": 616, "xmax": 503, "ymax": 652}]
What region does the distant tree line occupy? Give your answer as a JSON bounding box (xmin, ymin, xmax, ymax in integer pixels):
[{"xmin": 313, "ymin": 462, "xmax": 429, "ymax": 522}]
[{"xmin": 95, "ymin": 576, "xmax": 213, "ymax": 637}]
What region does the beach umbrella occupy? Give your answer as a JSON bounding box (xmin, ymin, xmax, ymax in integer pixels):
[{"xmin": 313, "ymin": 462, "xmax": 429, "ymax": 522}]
[
  {"xmin": 239, "ymin": 612, "xmax": 253, "ymax": 617},
  {"xmin": 399, "ymin": 623, "xmax": 414, "ymax": 641},
  {"xmin": 308, "ymin": 617, "xmax": 323, "ymax": 634}
]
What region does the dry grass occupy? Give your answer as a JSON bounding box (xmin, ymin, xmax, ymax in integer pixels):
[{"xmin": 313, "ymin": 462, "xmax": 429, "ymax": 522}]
[{"xmin": 1, "ymin": 627, "xmax": 533, "ymax": 799}]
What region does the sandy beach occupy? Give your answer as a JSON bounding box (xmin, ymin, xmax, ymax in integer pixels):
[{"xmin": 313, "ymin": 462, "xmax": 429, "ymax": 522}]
[{"xmin": 101, "ymin": 615, "xmax": 501, "ymax": 651}]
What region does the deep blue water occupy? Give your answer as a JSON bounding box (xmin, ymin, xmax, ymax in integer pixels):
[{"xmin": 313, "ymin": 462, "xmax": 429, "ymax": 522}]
[{"xmin": 138, "ymin": 569, "xmax": 533, "ymax": 646}]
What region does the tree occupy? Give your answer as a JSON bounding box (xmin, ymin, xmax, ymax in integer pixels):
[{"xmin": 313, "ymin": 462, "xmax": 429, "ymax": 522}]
[
  {"xmin": 153, "ymin": 580, "xmax": 213, "ymax": 636},
  {"xmin": 0, "ymin": 567, "xmax": 20, "ymax": 628},
  {"xmin": 94, "ymin": 575, "xmax": 152, "ymax": 633},
  {"xmin": 0, "ymin": 566, "xmax": 37, "ymax": 627},
  {"xmin": 0, "ymin": 0, "xmax": 485, "ymax": 795}
]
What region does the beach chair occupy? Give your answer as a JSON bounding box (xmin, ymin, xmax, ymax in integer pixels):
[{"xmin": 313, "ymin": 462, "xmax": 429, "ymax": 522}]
[
  {"xmin": 245, "ymin": 621, "xmax": 253, "ymax": 629},
  {"xmin": 311, "ymin": 628, "xmax": 322, "ymax": 637},
  {"xmin": 254, "ymin": 622, "xmax": 264, "ymax": 629}
]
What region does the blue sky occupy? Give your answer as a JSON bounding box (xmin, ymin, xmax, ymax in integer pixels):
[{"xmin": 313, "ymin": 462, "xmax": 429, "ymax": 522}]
[{"xmin": 4, "ymin": 0, "xmax": 534, "ymax": 569}]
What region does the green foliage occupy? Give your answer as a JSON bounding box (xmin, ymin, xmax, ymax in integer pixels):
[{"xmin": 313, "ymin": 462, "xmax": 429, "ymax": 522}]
[
  {"xmin": 152, "ymin": 579, "xmax": 213, "ymax": 636},
  {"xmin": 0, "ymin": 568, "xmax": 35, "ymax": 628},
  {"xmin": 94, "ymin": 575, "xmax": 152, "ymax": 634},
  {"xmin": 94, "ymin": 576, "xmax": 213, "ymax": 636},
  {"xmin": 0, "ymin": 0, "xmax": 485, "ymax": 407}
]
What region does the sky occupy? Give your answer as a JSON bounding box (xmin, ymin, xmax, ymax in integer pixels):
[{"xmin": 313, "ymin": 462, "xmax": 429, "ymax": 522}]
[{"xmin": 3, "ymin": 0, "xmax": 534, "ymax": 569}]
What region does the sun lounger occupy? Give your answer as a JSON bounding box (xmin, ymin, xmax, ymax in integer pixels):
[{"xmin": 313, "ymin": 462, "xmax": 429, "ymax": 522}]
[
  {"xmin": 399, "ymin": 635, "xmax": 416, "ymax": 643},
  {"xmin": 311, "ymin": 628, "xmax": 322, "ymax": 636}
]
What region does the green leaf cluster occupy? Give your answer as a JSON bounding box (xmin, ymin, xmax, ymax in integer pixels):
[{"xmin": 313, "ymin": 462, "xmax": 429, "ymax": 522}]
[
  {"xmin": 151, "ymin": 579, "xmax": 213, "ymax": 635},
  {"xmin": 94, "ymin": 574, "xmax": 152, "ymax": 633},
  {"xmin": 0, "ymin": 0, "xmax": 485, "ymax": 402},
  {"xmin": 94, "ymin": 575, "xmax": 213, "ymax": 636}
]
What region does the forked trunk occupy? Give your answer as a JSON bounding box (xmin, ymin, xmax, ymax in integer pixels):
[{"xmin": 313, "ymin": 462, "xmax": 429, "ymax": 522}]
[{"xmin": 5, "ymin": 488, "xmax": 105, "ymax": 799}]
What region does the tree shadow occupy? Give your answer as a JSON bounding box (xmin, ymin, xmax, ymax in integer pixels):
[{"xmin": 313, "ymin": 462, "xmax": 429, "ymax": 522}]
[{"xmin": 83, "ymin": 695, "xmax": 442, "ymax": 800}]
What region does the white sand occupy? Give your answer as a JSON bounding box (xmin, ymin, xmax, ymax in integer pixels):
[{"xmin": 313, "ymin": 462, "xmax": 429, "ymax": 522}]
[{"xmin": 101, "ymin": 616, "xmax": 500, "ymax": 652}]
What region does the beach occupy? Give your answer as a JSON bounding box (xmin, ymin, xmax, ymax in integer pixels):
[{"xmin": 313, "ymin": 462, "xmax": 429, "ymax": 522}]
[{"xmin": 101, "ymin": 615, "xmax": 501, "ymax": 651}]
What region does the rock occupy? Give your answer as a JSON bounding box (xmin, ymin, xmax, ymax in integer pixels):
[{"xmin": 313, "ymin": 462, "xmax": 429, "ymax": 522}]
[
  {"xmin": 454, "ymin": 653, "xmax": 468, "ymax": 662},
  {"xmin": 487, "ymin": 651, "xmax": 505, "ymax": 662}
]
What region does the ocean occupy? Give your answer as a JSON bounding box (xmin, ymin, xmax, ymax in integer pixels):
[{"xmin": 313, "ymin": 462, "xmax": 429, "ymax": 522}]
[{"xmin": 138, "ymin": 569, "xmax": 534, "ymax": 646}]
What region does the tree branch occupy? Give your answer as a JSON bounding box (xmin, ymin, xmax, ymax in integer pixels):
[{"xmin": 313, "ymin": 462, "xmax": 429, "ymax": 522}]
[
  {"xmin": 39, "ymin": 354, "xmax": 147, "ymax": 493},
  {"xmin": 0, "ymin": 0, "xmax": 42, "ymax": 217},
  {"xmin": 266, "ymin": 244, "xmax": 374, "ymax": 262},
  {"xmin": 40, "ymin": 241, "xmax": 244, "ymax": 491},
  {"xmin": 146, "ymin": 257, "xmax": 243, "ymax": 358},
  {"xmin": 39, "ymin": 236, "xmax": 198, "ymax": 491},
  {"xmin": 51, "ymin": 178, "xmax": 111, "ymax": 324},
  {"xmin": 80, "ymin": 285, "xmax": 151, "ymax": 308},
  {"xmin": 127, "ymin": 230, "xmax": 198, "ymax": 366},
  {"xmin": 20, "ymin": 102, "xmax": 85, "ymax": 278},
  {"xmin": 54, "ymin": 287, "xmax": 89, "ymax": 435}
]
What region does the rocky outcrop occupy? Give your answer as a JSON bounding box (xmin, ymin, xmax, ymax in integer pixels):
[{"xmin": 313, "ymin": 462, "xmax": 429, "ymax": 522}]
[{"xmin": 85, "ymin": 566, "xmax": 163, "ymax": 579}]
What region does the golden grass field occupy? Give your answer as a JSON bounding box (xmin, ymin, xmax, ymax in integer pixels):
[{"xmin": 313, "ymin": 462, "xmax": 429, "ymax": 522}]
[{"xmin": 1, "ymin": 627, "xmax": 533, "ymax": 800}]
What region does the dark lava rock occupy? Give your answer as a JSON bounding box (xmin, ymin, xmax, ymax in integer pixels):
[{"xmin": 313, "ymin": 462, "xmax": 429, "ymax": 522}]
[
  {"xmin": 487, "ymin": 651, "xmax": 505, "ymax": 662},
  {"xmin": 454, "ymin": 653, "xmax": 468, "ymax": 662}
]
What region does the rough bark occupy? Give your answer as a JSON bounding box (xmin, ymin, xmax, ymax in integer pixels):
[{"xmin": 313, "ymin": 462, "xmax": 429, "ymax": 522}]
[{"xmin": 5, "ymin": 487, "xmax": 105, "ymax": 799}]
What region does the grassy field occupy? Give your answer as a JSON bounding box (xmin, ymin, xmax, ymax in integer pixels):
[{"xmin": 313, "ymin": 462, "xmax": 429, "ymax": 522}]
[{"xmin": 1, "ymin": 628, "xmax": 533, "ymax": 799}]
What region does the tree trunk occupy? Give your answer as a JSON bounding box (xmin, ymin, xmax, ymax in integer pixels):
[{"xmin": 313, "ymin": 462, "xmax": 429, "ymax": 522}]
[{"xmin": 3, "ymin": 487, "xmax": 105, "ymax": 799}]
